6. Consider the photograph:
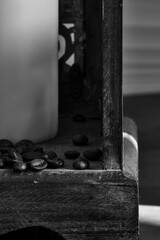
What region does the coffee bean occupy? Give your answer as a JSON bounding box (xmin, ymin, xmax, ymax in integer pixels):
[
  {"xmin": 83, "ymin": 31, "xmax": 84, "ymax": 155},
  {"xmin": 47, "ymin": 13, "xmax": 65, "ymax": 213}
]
[
  {"xmin": 13, "ymin": 162, "xmax": 27, "ymax": 172},
  {"xmin": 2, "ymin": 152, "xmax": 9, "ymax": 157},
  {"xmin": 45, "ymin": 151, "xmax": 57, "ymax": 160},
  {"xmin": 8, "ymin": 148, "xmax": 17, "ymax": 158},
  {"xmin": 43, "ymin": 154, "xmax": 49, "ymax": 160},
  {"xmin": 56, "ymin": 158, "xmax": 64, "ymax": 168},
  {"xmin": 47, "ymin": 158, "xmax": 64, "ymax": 169},
  {"xmin": 15, "ymin": 144, "xmax": 34, "ymax": 154},
  {"xmin": 64, "ymin": 150, "xmax": 80, "ymax": 160},
  {"xmin": 30, "ymin": 159, "xmax": 48, "ymax": 171},
  {"xmin": 33, "ymin": 146, "xmax": 44, "ymax": 153},
  {"xmin": 0, "ymin": 155, "xmax": 9, "ymax": 161},
  {"xmin": 15, "ymin": 146, "xmax": 24, "ymax": 155},
  {"xmin": 23, "ymin": 152, "xmax": 46, "ymax": 162},
  {"xmin": 72, "ymin": 157, "xmax": 89, "ymax": 170},
  {"xmin": 8, "ymin": 148, "xmax": 23, "ymax": 163},
  {"xmin": 0, "ymin": 139, "xmax": 14, "ymax": 148},
  {"xmin": 21, "ymin": 146, "xmax": 34, "ymax": 153},
  {"xmin": 83, "ymin": 149, "xmax": 103, "ymax": 161},
  {"xmin": 15, "ymin": 139, "xmax": 34, "ymax": 148},
  {"xmin": 5, "ymin": 158, "xmax": 15, "ymax": 167},
  {"xmin": 72, "ymin": 135, "xmax": 89, "ymax": 146},
  {"xmin": 0, "ymin": 147, "xmax": 10, "ymax": 153},
  {"xmin": 0, "ymin": 159, "xmax": 5, "ymax": 168},
  {"xmin": 73, "ymin": 114, "xmax": 86, "ymax": 123}
]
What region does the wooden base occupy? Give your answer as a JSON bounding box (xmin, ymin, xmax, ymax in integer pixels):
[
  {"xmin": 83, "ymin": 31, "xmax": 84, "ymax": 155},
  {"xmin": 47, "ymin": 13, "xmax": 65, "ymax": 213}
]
[
  {"xmin": 0, "ymin": 117, "xmax": 139, "ymax": 240},
  {"xmin": 0, "ymin": 170, "xmax": 138, "ymax": 240}
]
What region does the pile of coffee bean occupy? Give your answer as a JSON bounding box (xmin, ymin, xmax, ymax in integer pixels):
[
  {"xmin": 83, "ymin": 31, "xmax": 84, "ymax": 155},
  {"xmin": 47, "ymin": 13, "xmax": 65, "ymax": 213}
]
[
  {"xmin": 0, "ymin": 139, "xmax": 63, "ymax": 172},
  {"xmin": 0, "ymin": 136, "xmax": 103, "ymax": 172}
]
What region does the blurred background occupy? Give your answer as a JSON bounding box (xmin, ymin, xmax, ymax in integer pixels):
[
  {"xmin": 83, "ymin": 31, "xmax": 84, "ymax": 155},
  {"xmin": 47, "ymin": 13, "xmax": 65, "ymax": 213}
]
[
  {"xmin": 123, "ymin": 0, "xmax": 160, "ymax": 239},
  {"xmin": 123, "ymin": 0, "xmax": 160, "ymax": 95}
]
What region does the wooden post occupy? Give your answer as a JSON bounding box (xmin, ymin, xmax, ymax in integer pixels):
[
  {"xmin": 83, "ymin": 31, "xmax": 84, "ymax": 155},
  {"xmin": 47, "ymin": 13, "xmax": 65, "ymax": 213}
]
[
  {"xmin": 102, "ymin": 0, "xmax": 123, "ymax": 170},
  {"xmin": 85, "ymin": 0, "xmax": 102, "ymax": 113}
]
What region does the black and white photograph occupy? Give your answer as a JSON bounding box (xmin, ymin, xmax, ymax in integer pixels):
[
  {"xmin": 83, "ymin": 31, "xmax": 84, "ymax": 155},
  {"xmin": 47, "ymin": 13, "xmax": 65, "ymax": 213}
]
[{"xmin": 0, "ymin": 0, "xmax": 158, "ymax": 239}]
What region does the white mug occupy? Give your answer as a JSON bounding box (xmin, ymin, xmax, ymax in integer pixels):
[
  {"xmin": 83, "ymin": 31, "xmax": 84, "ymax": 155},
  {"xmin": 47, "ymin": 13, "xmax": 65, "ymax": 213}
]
[{"xmin": 0, "ymin": 0, "xmax": 58, "ymax": 143}]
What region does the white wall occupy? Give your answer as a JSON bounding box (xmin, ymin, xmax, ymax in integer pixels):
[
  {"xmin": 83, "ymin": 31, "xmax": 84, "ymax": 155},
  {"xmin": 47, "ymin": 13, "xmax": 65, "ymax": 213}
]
[{"xmin": 123, "ymin": 0, "xmax": 160, "ymax": 95}]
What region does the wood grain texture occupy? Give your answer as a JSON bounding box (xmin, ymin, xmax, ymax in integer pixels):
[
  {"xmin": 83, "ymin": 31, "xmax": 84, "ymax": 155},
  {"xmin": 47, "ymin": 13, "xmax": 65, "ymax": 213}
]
[
  {"xmin": 102, "ymin": 0, "xmax": 123, "ymax": 170},
  {"xmin": 63, "ymin": 232, "xmax": 139, "ymax": 240},
  {"xmin": 85, "ymin": 0, "xmax": 102, "ymax": 109},
  {"xmin": 0, "ymin": 170, "xmax": 138, "ymax": 240}
]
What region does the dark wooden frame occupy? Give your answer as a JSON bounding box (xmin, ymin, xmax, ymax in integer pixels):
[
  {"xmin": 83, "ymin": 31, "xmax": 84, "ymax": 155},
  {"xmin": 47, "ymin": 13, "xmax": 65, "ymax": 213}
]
[
  {"xmin": 0, "ymin": 1, "xmax": 139, "ymax": 239},
  {"xmin": 102, "ymin": 0, "xmax": 122, "ymax": 170}
]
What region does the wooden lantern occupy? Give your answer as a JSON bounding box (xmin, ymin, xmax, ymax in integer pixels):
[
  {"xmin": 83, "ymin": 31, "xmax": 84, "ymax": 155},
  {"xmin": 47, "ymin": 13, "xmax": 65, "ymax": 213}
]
[{"xmin": 0, "ymin": 0, "xmax": 139, "ymax": 239}]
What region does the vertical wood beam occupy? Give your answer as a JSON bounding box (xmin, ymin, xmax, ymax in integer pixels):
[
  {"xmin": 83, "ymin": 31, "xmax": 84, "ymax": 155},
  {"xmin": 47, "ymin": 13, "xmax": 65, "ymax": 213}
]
[
  {"xmin": 85, "ymin": 0, "xmax": 102, "ymax": 110},
  {"xmin": 102, "ymin": 0, "xmax": 123, "ymax": 170}
]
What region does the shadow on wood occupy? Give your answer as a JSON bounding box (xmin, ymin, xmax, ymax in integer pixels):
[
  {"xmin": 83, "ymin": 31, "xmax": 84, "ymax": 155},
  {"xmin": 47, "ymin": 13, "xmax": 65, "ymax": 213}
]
[{"xmin": 0, "ymin": 226, "xmax": 65, "ymax": 240}]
